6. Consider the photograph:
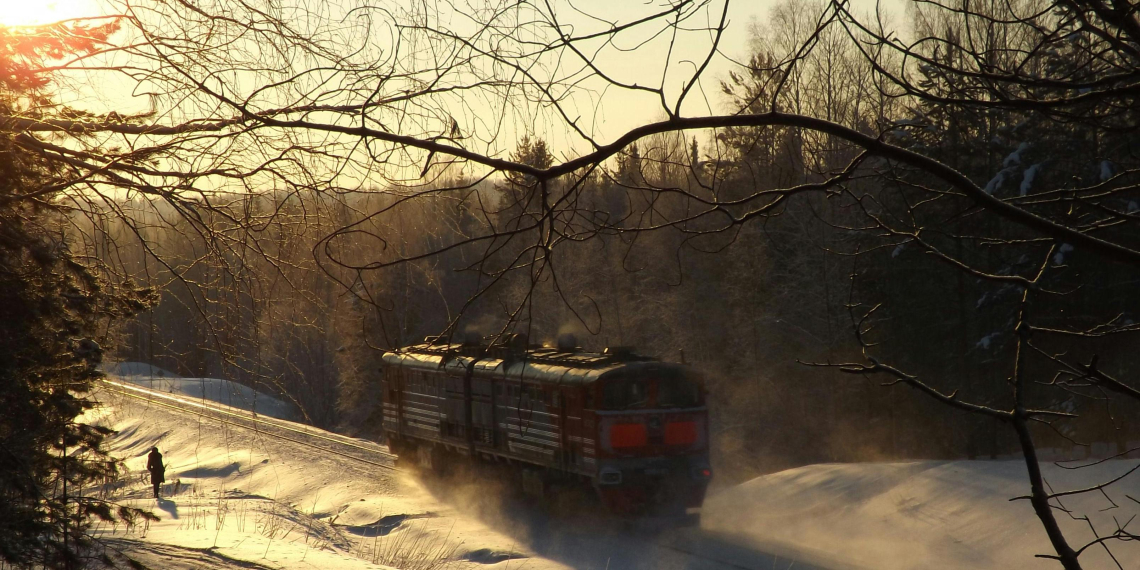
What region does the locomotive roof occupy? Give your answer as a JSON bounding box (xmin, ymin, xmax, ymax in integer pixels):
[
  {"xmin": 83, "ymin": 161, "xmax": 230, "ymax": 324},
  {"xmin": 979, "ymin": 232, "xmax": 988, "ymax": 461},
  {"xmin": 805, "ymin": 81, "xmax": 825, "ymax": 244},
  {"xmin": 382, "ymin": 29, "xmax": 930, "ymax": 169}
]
[{"xmin": 381, "ymin": 342, "xmax": 686, "ymax": 386}]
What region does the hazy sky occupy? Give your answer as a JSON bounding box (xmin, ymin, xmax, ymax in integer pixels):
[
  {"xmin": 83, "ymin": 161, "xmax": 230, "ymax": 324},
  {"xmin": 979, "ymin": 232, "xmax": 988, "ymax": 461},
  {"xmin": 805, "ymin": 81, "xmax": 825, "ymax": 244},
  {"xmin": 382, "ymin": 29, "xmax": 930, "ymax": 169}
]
[
  {"xmin": 2, "ymin": 0, "xmax": 904, "ymax": 162},
  {"xmin": 0, "ymin": 0, "xmax": 96, "ymax": 26},
  {"xmin": 553, "ymin": 0, "xmax": 904, "ymax": 146}
]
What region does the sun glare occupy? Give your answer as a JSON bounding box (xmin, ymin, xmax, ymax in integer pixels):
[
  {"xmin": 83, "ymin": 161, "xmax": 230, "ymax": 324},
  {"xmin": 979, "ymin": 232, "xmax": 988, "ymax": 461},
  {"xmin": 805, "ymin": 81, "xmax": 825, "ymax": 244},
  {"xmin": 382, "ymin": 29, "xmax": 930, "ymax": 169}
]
[{"xmin": 0, "ymin": 0, "xmax": 99, "ymax": 27}]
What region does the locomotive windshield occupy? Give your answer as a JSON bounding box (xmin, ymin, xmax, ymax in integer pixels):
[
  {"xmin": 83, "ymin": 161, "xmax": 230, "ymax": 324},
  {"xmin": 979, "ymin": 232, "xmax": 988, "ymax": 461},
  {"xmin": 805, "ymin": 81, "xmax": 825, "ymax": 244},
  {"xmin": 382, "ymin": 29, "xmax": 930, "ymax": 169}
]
[
  {"xmin": 603, "ymin": 378, "xmax": 649, "ymax": 410},
  {"xmin": 600, "ymin": 373, "xmax": 702, "ymax": 409},
  {"xmin": 657, "ymin": 375, "xmax": 701, "ymax": 408}
]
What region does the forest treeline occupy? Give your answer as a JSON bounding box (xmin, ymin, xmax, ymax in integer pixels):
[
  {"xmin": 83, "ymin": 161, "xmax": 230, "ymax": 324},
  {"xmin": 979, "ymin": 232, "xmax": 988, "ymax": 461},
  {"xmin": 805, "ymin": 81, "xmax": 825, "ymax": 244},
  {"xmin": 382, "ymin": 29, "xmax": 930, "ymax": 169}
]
[{"xmin": 95, "ymin": 0, "xmax": 1140, "ymax": 481}]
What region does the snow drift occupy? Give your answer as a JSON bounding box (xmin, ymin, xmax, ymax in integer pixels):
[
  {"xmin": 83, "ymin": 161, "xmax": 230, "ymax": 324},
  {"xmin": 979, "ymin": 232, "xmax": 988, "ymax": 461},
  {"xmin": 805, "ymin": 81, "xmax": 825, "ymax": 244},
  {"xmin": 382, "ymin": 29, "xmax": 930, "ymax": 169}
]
[
  {"xmin": 104, "ymin": 361, "xmax": 297, "ymax": 420},
  {"xmin": 703, "ymin": 459, "xmax": 1140, "ymax": 569}
]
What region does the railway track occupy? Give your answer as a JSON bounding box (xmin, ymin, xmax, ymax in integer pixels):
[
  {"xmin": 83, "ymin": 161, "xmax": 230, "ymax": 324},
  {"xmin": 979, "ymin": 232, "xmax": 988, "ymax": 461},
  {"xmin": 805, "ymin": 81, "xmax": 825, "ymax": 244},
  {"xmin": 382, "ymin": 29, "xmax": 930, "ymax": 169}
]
[
  {"xmin": 97, "ymin": 379, "xmax": 797, "ymax": 570},
  {"xmin": 98, "ymin": 379, "xmax": 400, "ymax": 472}
]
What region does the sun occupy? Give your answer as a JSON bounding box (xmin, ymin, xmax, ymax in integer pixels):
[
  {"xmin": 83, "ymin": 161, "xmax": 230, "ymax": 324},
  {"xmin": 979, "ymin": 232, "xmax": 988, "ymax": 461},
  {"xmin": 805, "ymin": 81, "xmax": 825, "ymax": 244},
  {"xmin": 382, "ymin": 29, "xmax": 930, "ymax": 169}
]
[{"xmin": 0, "ymin": 0, "xmax": 100, "ymax": 27}]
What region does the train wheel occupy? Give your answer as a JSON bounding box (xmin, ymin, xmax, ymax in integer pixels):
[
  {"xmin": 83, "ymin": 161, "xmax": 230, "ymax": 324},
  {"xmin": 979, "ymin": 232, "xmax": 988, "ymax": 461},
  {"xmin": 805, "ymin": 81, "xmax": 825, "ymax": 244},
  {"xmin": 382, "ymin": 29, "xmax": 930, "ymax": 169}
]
[
  {"xmin": 386, "ymin": 437, "xmax": 405, "ymax": 457},
  {"xmin": 416, "ymin": 444, "xmax": 446, "ymax": 474}
]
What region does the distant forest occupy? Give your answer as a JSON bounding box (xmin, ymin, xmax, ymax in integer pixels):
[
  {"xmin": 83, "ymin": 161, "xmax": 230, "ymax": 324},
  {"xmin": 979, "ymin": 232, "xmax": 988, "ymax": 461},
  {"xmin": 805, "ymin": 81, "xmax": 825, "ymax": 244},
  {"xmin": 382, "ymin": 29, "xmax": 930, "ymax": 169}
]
[{"xmin": 90, "ymin": 0, "xmax": 1140, "ymax": 482}]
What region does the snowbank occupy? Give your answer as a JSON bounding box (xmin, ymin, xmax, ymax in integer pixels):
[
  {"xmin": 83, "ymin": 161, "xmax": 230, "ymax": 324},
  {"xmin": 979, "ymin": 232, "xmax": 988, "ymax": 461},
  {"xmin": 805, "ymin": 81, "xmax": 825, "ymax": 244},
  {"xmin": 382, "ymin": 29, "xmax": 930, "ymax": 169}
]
[
  {"xmin": 105, "ymin": 361, "xmax": 296, "ymax": 420},
  {"xmin": 703, "ymin": 460, "xmax": 1140, "ymax": 569},
  {"xmin": 105, "ymin": 362, "xmax": 181, "ymax": 378}
]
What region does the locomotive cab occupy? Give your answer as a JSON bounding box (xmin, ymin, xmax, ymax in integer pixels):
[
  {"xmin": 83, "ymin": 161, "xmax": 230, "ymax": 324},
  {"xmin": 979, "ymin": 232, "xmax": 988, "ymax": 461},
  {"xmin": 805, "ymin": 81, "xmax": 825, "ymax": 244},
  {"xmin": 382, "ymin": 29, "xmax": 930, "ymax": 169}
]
[{"xmin": 591, "ymin": 365, "xmax": 712, "ymax": 517}]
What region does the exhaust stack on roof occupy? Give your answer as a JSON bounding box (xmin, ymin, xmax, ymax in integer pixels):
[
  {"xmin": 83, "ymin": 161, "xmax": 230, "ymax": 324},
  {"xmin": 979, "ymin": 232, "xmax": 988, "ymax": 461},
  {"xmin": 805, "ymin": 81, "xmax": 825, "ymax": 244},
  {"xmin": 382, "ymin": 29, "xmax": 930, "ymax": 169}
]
[{"xmin": 557, "ymin": 333, "xmax": 578, "ymax": 352}]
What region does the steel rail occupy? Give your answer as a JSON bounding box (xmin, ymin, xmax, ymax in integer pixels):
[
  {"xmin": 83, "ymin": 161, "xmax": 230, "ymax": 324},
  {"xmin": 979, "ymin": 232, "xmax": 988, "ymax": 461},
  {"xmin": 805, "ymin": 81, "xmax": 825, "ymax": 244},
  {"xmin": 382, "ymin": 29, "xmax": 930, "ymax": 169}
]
[
  {"xmin": 101, "ymin": 379, "xmax": 398, "ymax": 460},
  {"xmin": 99, "ymin": 383, "xmax": 399, "ymax": 472}
]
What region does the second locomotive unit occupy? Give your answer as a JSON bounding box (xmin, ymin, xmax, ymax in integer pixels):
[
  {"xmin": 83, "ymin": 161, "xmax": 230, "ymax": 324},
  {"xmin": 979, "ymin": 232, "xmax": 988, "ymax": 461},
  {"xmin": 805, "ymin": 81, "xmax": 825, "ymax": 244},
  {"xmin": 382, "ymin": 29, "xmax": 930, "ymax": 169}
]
[{"xmin": 380, "ymin": 334, "xmax": 712, "ymax": 517}]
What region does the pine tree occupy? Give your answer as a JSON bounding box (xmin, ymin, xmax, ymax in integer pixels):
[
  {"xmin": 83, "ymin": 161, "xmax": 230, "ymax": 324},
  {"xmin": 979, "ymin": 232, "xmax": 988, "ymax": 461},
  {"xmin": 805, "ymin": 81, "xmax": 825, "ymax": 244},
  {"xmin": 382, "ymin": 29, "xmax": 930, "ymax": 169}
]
[{"xmin": 0, "ymin": 22, "xmax": 156, "ymax": 568}]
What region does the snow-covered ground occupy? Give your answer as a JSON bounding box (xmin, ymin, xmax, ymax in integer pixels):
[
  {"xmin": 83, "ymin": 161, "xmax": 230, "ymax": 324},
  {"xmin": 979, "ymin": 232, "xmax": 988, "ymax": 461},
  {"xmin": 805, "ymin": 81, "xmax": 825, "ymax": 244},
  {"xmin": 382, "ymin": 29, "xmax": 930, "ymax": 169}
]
[
  {"xmin": 87, "ymin": 389, "xmax": 560, "ymax": 570},
  {"xmin": 87, "ymin": 374, "xmax": 1140, "ymax": 569},
  {"xmin": 104, "ymin": 361, "xmax": 297, "ymax": 420},
  {"xmin": 704, "ymin": 459, "xmax": 1140, "ymax": 569}
]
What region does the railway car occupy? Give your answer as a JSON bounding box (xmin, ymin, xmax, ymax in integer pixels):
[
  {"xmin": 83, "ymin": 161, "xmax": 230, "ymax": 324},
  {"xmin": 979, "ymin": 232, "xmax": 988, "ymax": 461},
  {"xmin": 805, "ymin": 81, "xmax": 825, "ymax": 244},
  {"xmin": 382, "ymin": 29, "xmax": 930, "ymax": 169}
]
[{"xmin": 379, "ymin": 334, "xmax": 712, "ymax": 518}]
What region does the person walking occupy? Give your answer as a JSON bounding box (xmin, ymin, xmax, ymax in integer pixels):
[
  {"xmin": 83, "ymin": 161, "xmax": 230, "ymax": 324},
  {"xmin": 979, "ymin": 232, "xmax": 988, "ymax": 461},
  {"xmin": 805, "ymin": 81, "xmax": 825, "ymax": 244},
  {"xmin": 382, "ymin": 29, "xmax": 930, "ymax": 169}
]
[{"xmin": 146, "ymin": 447, "xmax": 165, "ymax": 498}]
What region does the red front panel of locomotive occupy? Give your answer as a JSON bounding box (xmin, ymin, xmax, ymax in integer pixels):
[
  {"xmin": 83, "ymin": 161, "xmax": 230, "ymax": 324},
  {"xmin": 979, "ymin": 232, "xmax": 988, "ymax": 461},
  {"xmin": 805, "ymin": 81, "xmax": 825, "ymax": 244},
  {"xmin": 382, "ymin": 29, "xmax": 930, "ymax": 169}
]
[{"xmin": 587, "ymin": 370, "xmax": 712, "ymax": 516}]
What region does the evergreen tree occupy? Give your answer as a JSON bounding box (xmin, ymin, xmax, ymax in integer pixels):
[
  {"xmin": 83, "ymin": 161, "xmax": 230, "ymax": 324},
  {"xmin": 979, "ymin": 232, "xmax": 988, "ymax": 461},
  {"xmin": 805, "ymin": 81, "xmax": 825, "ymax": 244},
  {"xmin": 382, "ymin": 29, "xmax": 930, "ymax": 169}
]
[{"xmin": 0, "ymin": 22, "xmax": 155, "ymax": 568}]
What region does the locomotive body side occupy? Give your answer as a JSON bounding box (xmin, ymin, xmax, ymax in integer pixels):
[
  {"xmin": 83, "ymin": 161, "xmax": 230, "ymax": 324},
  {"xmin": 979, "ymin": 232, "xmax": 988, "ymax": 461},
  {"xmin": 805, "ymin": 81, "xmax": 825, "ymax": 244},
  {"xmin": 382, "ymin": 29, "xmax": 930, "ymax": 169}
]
[{"xmin": 379, "ymin": 342, "xmax": 711, "ymax": 517}]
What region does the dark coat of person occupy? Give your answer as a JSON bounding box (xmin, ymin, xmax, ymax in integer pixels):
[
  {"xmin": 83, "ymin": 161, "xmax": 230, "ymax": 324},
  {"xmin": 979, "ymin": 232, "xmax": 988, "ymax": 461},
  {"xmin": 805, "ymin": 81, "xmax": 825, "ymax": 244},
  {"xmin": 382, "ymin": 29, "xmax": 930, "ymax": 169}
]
[{"xmin": 146, "ymin": 448, "xmax": 165, "ymax": 485}]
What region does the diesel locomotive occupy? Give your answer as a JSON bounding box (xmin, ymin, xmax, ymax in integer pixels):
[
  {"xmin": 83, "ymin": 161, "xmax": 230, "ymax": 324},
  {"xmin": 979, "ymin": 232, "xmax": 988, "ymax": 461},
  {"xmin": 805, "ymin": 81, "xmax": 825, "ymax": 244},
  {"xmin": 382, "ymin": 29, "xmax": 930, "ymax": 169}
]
[{"xmin": 379, "ymin": 334, "xmax": 712, "ymax": 517}]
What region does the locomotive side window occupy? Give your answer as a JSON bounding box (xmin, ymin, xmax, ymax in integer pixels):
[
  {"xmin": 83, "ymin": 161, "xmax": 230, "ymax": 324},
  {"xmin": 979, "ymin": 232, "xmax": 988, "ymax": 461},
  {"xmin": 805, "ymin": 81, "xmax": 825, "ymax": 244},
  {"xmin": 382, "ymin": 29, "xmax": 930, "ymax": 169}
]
[
  {"xmin": 657, "ymin": 376, "xmax": 700, "ymax": 408},
  {"xmin": 603, "ymin": 378, "xmax": 649, "ymax": 410},
  {"xmin": 383, "ymin": 367, "xmax": 396, "ymax": 399}
]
